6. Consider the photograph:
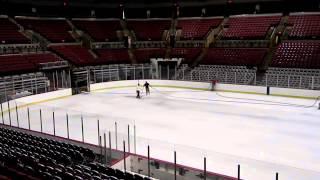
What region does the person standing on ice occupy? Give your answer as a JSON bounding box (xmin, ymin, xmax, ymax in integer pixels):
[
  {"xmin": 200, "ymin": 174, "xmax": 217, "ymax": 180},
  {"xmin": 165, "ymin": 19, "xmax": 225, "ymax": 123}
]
[
  {"xmin": 144, "ymin": 81, "xmax": 150, "ymax": 96},
  {"xmin": 136, "ymin": 83, "xmax": 143, "ymax": 99}
]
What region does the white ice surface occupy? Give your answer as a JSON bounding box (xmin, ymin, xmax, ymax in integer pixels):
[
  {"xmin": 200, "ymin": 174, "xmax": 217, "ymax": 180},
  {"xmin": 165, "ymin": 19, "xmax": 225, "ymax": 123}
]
[{"xmin": 4, "ymin": 87, "xmax": 320, "ymax": 180}]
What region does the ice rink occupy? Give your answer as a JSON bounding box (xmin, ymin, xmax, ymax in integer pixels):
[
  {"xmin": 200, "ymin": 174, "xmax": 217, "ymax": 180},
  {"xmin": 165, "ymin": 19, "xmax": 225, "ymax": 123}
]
[{"xmin": 4, "ymin": 86, "xmax": 320, "ymax": 180}]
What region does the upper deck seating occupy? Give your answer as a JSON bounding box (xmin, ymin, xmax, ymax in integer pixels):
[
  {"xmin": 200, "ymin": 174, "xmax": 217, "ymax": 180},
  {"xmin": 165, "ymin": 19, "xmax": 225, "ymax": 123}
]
[
  {"xmin": 72, "ymin": 19, "xmax": 121, "ymax": 42},
  {"xmin": 288, "ymin": 14, "xmax": 320, "ymax": 39},
  {"xmin": 127, "ymin": 19, "xmax": 171, "ymax": 41},
  {"xmin": 222, "ymin": 15, "xmax": 281, "ymax": 39},
  {"xmin": 16, "ymin": 18, "xmax": 74, "ymax": 43},
  {"xmin": 177, "ymin": 17, "xmax": 223, "ymax": 40},
  {"xmin": 0, "ymin": 18, "xmax": 29, "ymax": 44}
]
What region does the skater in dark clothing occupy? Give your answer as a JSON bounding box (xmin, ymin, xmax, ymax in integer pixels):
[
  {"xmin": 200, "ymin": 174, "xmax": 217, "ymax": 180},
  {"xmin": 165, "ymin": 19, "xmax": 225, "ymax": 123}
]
[{"xmin": 144, "ymin": 81, "xmax": 150, "ymax": 95}]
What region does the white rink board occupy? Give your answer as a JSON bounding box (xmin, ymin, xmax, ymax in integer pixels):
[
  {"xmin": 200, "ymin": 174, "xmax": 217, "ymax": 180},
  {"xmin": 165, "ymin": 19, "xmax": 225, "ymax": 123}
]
[
  {"xmin": 270, "ymin": 87, "xmax": 320, "ymax": 98},
  {"xmin": 1, "ymin": 89, "xmax": 72, "ymax": 111},
  {"xmin": 91, "ymin": 80, "xmax": 320, "ymax": 99}
]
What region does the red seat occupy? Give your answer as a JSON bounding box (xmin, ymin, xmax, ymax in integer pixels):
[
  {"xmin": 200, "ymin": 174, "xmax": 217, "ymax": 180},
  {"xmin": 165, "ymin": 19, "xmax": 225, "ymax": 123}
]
[
  {"xmin": 134, "ymin": 48, "xmax": 166, "ymax": 63},
  {"xmin": 127, "ymin": 19, "xmax": 171, "ymax": 41},
  {"xmin": 17, "ymin": 18, "xmax": 74, "ymax": 43},
  {"xmin": 177, "ymin": 18, "xmax": 223, "ymax": 40},
  {"xmin": 72, "ymin": 20, "xmax": 121, "ymax": 42},
  {"xmin": 271, "ymin": 41, "xmax": 320, "ymax": 69},
  {"xmin": 201, "ymin": 48, "xmax": 268, "ymax": 66},
  {"xmin": 95, "ymin": 49, "xmax": 131, "ymax": 64},
  {"xmin": 288, "ymin": 14, "xmax": 320, "ymax": 38},
  {"xmin": 0, "ymin": 52, "xmax": 61, "ymax": 74},
  {"xmin": 170, "ymin": 48, "xmax": 201, "ymax": 64},
  {"xmin": 222, "ymin": 15, "xmax": 281, "ymax": 39},
  {"xmin": 50, "ymin": 45, "xmax": 97, "ymax": 66},
  {"xmin": 0, "ymin": 18, "xmax": 29, "ymax": 44}
]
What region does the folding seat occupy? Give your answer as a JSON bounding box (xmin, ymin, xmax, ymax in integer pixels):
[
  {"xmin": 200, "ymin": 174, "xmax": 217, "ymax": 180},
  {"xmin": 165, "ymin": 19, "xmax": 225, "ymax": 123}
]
[
  {"xmin": 82, "ymin": 149, "xmax": 96, "ymax": 162},
  {"xmin": 134, "ymin": 174, "xmax": 144, "ymax": 180},
  {"xmin": 80, "ymin": 164, "xmax": 91, "ymax": 172},
  {"xmin": 41, "ymin": 171, "xmax": 53, "ymax": 179},
  {"xmin": 93, "ymin": 163, "xmax": 106, "ymax": 172},
  {"xmin": 24, "ymin": 165, "xmax": 35, "ymax": 175},
  {"xmin": 114, "ymin": 169, "xmax": 125, "ymax": 179},
  {"xmin": 55, "ymin": 163, "xmax": 66, "ymax": 172},
  {"xmin": 70, "ymin": 150, "xmax": 84, "ymax": 163},
  {"xmin": 87, "ymin": 162, "xmax": 99, "ymax": 171},
  {"xmin": 6, "ymin": 154, "xmax": 18, "ymax": 166},
  {"xmin": 92, "ymin": 175, "xmax": 102, "ymax": 180},
  {"xmin": 91, "ymin": 169, "xmax": 101, "ymax": 177},
  {"xmin": 124, "ymin": 172, "xmax": 135, "ymax": 179},
  {"xmin": 74, "ymin": 165, "xmax": 83, "ymax": 171},
  {"xmin": 53, "ymin": 175, "xmax": 63, "ymax": 180},
  {"xmin": 82, "ymin": 172, "xmax": 92, "ymax": 179},
  {"xmin": 73, "ymin": 169, "xmax": 83, "ymax": 176},
  {"xmin": 100, "ymin": 173, "xmax": 110, "ymax": 179},
  {"xmin": 66, "ymin": 166, "xmax": 74, "ymax": 173},
  {"xmin": 109, "ymin": 176, "xmax": 119, "ymax": 180},
  {"xmin": 62, "ymin": 172, "xmax": 74, "ymax": 180}
]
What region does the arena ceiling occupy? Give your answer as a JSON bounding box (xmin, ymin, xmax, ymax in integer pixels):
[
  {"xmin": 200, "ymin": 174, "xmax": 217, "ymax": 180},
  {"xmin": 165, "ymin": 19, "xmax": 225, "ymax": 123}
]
[
  {"xmin": 1, "ymin": 0, "xmax": 288, "ymax": 8},
  {"xmin": 1, "ymin": 0, "xmax": 316, "ymax": 18}
]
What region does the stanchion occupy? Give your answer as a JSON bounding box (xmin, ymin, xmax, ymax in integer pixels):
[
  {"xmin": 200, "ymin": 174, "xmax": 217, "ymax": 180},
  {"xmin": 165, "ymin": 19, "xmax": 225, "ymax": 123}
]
[
  {"xmin": 27, "ymin": 107, "xmax": 30, "ymax": 130},
  {"xmin": 99, "ymin": 135, "xmax": 103, "ymax": 163},
  {"xmin": 237, "ymin": 164, "xmax": 240, "ymax": 180},
  {"xmin": 97, "ymin": 119, "xmax": 100, "ymax": 144},
  {"xmin": 53, "ymin": 111, "xmax": 56, "ymax": 136},
  {"xmin": 204, "ymin": 157, "xmax": 207, "ymax": 180},
  {"xmin": 123, "ymin": 140, "xmax": 126, "ymax": 172},
  {"xmin": 15, "ymin": 103, "xmax": 19, "ymax": 127},
  {"xmin": 127, "ymin": 124, "xmax": 130, "ymax": 153},
  {"xmin": 134, "ymin": 124, "xmax": 137, "ymax": 154},
  {"xmin": 104, "ymin": 133, "xmax": 107, "ymax": 164},
  {"xmin": 276, "ymin": 172, "xmax": 279, "ymax": 180},
  {"xmin": 40, "ymin": 109, "xmax": 43, "ymax": 133},
  {"xmin": 81, "ymin": 115, "xmax": 84, "ymax": 142},
  {"xmin": 174, "ymin": 151, "xmax": 177, "ymax": 180},
  {"xmin": 115, "ymin": 122, "xmax": 118, "ymax": 150},
  {"xmin": 108, "ymin": 131, "xmax": 112, "ymax": 165},
  {"xmin": 0, "ymin": 103, "xmax": 4, "ymax": 124},
  {"xmin": 148, "ymin": 145, "xmax": 150, "ymax": 177},
  {"xmin": 66, "ymin": 113, "xmax": 69, "ymax": 139},
  {"xmin": 7, "ymin": 101, "xmax": 11, "ymax": 126}
]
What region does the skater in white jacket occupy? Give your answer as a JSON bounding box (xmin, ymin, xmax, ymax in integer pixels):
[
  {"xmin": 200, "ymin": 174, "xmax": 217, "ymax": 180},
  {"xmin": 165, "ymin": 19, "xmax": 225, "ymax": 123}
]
[{"xmin": 136, "ymin": 83, "xmax": 143, "ymax": 99}]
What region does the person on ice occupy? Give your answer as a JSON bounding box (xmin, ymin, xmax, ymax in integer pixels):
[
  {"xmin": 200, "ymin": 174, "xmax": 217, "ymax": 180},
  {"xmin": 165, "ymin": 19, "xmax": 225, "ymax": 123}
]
[
  {"xmin": 144, "ymin": 81, "xmax": 150, "ymax": 96},
  {"xmin": 136, "ymin": 83, "xmax": 143, "ymax": 99}
]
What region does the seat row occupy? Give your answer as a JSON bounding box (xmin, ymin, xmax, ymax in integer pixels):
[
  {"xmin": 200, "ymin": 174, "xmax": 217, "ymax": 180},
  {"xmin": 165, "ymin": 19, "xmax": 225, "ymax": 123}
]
[
  {"xmin": 0, "ymin": 18, "xmax": 29, "ymax": 44},
  {"xmin": 0, "ymin": 52, "xmax": 61, "ymax": 74},
  {"xmin": 288, "ymin": 14, "xmax": 320, "ymax": 38},
  {"xmin": 222, "ymin": 15, "xmax": 281, "ymax": 40},
  {"xmin": 0, "ymin": 127, "xmax": 151, "ymax": 180},
  {"xmin": 1, "ymin": 14, "xmax": 319, "ymax": 44},
  {"xmin": 271, "ymin": 41, "xmax": 320, "ymax": 69}
]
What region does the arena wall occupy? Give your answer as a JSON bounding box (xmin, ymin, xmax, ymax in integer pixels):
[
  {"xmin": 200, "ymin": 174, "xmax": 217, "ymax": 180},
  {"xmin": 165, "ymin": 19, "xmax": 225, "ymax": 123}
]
[
  {"xmin": 90, "ymin": 80, "xmax": 320, "ymax": 99},
  {"xmin": 2, "ymin": 81, "xmax": 319, "ymax": 113}
]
